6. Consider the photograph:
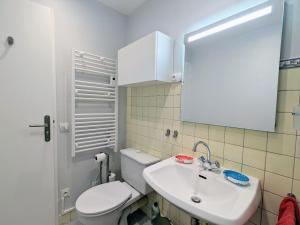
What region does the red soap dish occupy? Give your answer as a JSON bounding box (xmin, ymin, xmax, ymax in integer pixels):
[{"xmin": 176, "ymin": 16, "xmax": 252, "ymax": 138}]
[{"xmin": 175, "ymin": 155, "xmax": 194, "ymax": 164}]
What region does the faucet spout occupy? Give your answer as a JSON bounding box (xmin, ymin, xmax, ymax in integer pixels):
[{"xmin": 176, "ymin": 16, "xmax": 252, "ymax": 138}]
[{"xmin": 192, "ymin": 140, "xmax": 211, "ymax": 162}]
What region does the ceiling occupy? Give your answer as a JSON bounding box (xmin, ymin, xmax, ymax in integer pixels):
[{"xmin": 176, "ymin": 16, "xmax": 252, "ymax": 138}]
[{"xmin": 97, "ymin": 0, "xmax": 148, "ymax": 15}]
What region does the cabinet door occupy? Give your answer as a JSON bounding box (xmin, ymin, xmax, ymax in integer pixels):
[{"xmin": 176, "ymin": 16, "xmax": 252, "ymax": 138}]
[
  {"xmin": 156, "ymin": 32, "xmax": 174, "ymax": 82},
  {"xmin": 118, "ymin": 33, "xmax": 156, "ymax": 86}
]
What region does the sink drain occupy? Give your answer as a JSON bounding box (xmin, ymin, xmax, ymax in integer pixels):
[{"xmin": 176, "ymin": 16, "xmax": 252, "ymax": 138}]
[{"xmin": 191, "ymin": 196, "xmax": 201, "ymax": 203}]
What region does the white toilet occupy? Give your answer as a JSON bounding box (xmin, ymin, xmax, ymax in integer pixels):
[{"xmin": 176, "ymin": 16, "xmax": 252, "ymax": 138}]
[{"xmin": 75, "ymin": 148, "xmax": 160, "ymax": 225}]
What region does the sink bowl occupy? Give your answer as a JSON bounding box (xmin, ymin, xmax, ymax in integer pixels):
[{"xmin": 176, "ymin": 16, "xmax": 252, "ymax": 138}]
[{"xmin": 143, "ymin": 157, "xmax": 261, "ymax": 225}]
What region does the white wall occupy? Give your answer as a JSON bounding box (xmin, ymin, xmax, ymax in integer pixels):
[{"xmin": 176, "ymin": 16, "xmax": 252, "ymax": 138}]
[
  {"xmin": 34, "ymin": 0, "xmax": 127, "ymax": 211},
  {"xmin": 127, "ymin": 0, "xmax": 300, "ymax": 60}
]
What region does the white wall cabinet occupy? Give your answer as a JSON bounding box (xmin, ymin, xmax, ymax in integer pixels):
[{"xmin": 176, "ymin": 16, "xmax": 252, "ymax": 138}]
[{"xmin": 118, "ymin": 31, "xmax": 174, "ymax": 86}]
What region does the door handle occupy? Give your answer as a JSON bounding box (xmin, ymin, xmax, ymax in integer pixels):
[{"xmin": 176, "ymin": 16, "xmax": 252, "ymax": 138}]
[
  {"xmin": 29, "ymin": 124, "xmax": 48, "ymax": 128},
  {"xmin": 29, "ymin": 115, "xmax": 51, "ymax": 142}
]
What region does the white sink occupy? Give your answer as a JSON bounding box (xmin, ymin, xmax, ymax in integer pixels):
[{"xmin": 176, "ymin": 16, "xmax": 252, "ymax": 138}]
[{"xmin": 143, "ymin": 157, "xmax": 261, "ymax": 225}]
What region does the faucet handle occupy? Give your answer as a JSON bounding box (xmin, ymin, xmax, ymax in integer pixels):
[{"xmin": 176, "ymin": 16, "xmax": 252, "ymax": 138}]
[
  {"xmin": 198, "ymin": 156, "xmax": 206, "ymax": 163},
  {"xmin": 214, "ymin": 161, "xmax": 220, "ymax": 168},
  {"xmin": 210, "ymin": 161, "xmax": 221, "ymax": 171}
]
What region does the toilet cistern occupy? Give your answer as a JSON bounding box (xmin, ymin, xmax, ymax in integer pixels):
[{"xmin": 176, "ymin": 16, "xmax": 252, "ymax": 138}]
[{"xmin": 192, "ymin": 140, "xmax": 220, "ymax": 171}]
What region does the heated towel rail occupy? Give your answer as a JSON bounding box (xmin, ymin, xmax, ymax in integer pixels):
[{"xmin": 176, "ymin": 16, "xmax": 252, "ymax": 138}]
[{"xmin": 71, "ymin": 50, "xmax": 118, "ymax": 157}]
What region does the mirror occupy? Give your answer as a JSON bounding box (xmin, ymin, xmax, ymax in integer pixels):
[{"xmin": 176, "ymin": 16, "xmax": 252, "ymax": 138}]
[{"xmin": 182, "ymin": 0, "xmax": 284, "ymax": 132}]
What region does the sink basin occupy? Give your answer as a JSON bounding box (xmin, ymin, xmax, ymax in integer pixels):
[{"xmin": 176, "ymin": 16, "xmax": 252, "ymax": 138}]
[{"xmin": 143, "ymin": 157, "xmax": 261, "ymax": 225}]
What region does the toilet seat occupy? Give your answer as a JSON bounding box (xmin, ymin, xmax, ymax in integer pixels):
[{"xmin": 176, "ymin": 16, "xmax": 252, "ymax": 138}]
[{"xmin": 76, "ymin": 181, "xmax": 132, "ymax": 217}]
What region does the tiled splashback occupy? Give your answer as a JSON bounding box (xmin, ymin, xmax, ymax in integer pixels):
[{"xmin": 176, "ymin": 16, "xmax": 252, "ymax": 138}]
[{"xmin": 126, "ymin": 68, "xmax": 300, "ymax": 225}]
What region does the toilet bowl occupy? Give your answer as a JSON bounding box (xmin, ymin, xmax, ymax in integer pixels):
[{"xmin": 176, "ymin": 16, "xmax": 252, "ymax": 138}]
[
  {"xmin": 76, "ymin": 181, "xmax": 141, "ymax": 225},
  {"xmin": 75, "ymin": 148, "xmax": 160, "ymax": 225}
]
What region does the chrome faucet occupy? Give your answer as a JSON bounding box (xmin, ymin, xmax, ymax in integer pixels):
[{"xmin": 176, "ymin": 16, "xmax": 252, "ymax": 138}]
[{"xmin": 192, "ymin": 140, "xmax": 220, "ymax": 171}]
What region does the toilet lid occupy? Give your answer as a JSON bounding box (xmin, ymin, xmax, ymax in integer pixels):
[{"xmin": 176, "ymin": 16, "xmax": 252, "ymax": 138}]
[{"xmin": 76, "ymin": 181, "xmax": 132, "ymax": 216}]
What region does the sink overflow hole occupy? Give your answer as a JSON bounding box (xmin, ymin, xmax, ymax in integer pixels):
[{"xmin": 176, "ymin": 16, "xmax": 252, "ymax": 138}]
[
  {"xmin": 191, "ymin": 196, "xmax": 202, "ymax": 203},
  {"xmin": 199, "ymin": 174, "xmax": 207, "ymax": 179}
]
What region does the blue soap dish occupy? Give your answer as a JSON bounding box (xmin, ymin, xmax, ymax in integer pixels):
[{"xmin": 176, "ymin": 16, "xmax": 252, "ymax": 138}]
[{"xmin": 223, "ymin": 170, "xmax": 250, "ymax": 186}]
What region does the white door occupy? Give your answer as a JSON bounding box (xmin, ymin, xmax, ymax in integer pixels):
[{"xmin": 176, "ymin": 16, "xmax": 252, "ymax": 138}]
[{"xmin": 0, "ymin": 1, "xmax": 56, "ymax": 225}]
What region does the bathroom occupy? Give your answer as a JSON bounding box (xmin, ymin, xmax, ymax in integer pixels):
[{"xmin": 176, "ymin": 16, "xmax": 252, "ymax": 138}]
[{"xmin": 0, "ymin": 0, "xmax": 300, "ymax": 225}]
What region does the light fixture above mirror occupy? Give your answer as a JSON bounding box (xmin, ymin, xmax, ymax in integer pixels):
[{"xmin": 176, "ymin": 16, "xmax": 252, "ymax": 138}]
[{"xmin": 187, "ymin": 5, "xmax": 273, "ymax": 43}]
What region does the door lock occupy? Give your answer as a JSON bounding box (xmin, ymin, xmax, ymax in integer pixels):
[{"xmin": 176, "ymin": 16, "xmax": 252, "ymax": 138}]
[{"xmin": 29, "ymin": 115, "xmax": 51, "ymax": 142}]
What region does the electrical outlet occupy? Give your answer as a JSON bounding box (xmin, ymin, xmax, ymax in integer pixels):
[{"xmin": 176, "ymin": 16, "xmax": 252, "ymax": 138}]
[{"xmin": 61, "ymin": 187, "xmax": 71, "ymax": 198}]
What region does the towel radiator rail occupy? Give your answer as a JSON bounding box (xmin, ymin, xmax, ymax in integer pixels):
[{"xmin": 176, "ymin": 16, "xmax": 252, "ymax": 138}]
[{"xmin": 71, "ymin": 50, "xmax": 118, "ymax": 157}]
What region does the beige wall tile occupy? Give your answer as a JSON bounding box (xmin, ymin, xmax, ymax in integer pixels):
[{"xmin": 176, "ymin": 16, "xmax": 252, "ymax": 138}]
[
  {"xmin": 173, "ymin": 95, "xmax": 181, "ymax": 107},
  {"xmin": 59, "ymin": 213, "xmax": 70, "ymax": 225},
  {"xmin": 164, "ymin": 84, "xmax": 179, "ymax": 95},
  {"xmin": 209, "ymin": 125, "xmax": 225, "ymax": 142},
  {"xmin": 278, "ymin": 68, "xmax": 300, "ymax": 91},
  {"xmin": 292, "ymin": 179, "xmax": 300, "ymax": 199},
  {"xmin": 173, "ymin": 133, "xmax": 183, "ymax": 146},
  {"xmin": 170, "ymin": 84, "xmax": 181, "ymax": 95},
  {"xmin": 225, "ymin": 127, "xmax": 244, "ymax": 146},
  {"xmin": 70, "ymin": 210, "xmax": 78, "ymax": 221},
  {"xmin": 245, "ymin": 222, "xmax": 256, "ymax": 225},
  {"xmin": 242, "ymin": 165, "xmax": 265, "ymax": 187},
  {"xmin": 137, "ymin": 96, "xmax": 143, "ymax": 106},
  {"xmin": 131, "ymin": 97, "xmax": 137, "ymax": 106},
  {"xmin": 162, "ymin": 142, "xmax": 173, "ymax": 156},
  {"xmin": 156, "ymin": 85, "xmax": 165, "ymax": 96},
  {"xmin": 277, "ymin": 91, "xmax": 300, "ymax": 112},
  {"xmin": 264, "ymin": 172, "xmax": 292, "ymax": 196},
  {"xmin": 267, "ymin": 133, "xmax": 296, "ymax": 156},
  {"xmin": 195, "ymin": 124, "xmax": 209, "ymax": 139},
  {"xmin": 266, "ymin": 153, "xmax": 294, "ymax": 177},
  {"xmin": 263, "ymin": 191, "xmax": 282, "ymax": 215},
  {"xmin": 149, "ymin": 86, "xmax": 157, "ymax": 96},
  {"xmin": 261, "ymin": 210, "xmax": 277, "ymax": 225},
  {"xmin": 127, "ymin": 87, "xmax": 132, "ymax": 97},
  {"xmin": 148, "ymin": 96, "xmax": 157, "ymax": 107},
  {"xmin": 179, "ymin": 210, "xmax": 191, "ymax": 225},
  {"xmin": 294, "ymin": 158, "xmax": 300, "ymax": 180},
  {"xmin": 182, "ymin": 122, "xmax": 195, "ymax": 136},
  {"xmin": 169, "ymin": 204, "xmax": 180, "ymax": 225},
  {"xmin": 131, "ymin": 87, "xmax": 137, "ymax": 96},
  {"xmin": 142, "ymin": 86, "xmax": 150, "ymax": 96},
  {"xmin": 161, "ymin": 107, "xmax": 173, "ymax": 119},
  {"xmin": 243, "ymin": 148, "xmax": 266, "ymax": 170},
  {"xmin": 276, "ymin": 113, "xmax": 297, "ymax": 135},
  {"xmin": 182, "ymin": 135, "xmax": 194, "ymax": 149},
  {"xmin": 173, "ymin": 121, "xmax": 183, "ymax": 132},
  {"xmin": 224, "ymin": 160, "xmax": 242, "ymax": 172},
  {"xmin": 224, "ymin": 144, "xmax": 243, "ymax": 163},
  {"xmin": 164, "ymin": 84, "xmax": 173, "ymax": 96},
  {"xmin": 244, "ymin": 130, "xmax": 267, "ymax": 151},
  {"xmin": 296, "ymin": 136, "xmax": 300, "ymax": 158},
  {"xmin": 161, "ymin": 118, "xmax": 170, "ymax": 130},
  {"xmin": 171, "ymin": 145, "xmax": 183, "ymax": 156},
  {"xmin": 165, "ymin": 95, "xmax": 173, "ymax": 107},
  {"xmin": 137, "ymin": 87, "xmax": 144, "ymax": 95},
  {"xmin": 157, "ymin": 96, "xmax": 166, "ymax": 107},
  {"xmin": 173, "ymin": 108, "xmax": 181, "ymax": 121},
  {"xmin": 127, "ymin": 95, "xmax": 132, "ymax": 106},
  {"xmin": 209, "ymin": 141, "xmax": 224, "ymax": 158}
]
